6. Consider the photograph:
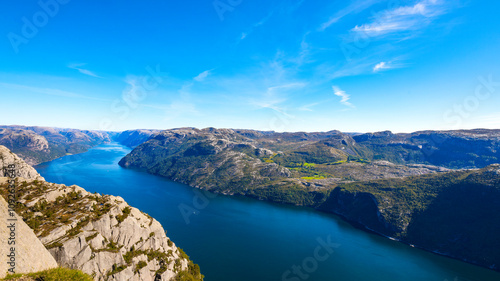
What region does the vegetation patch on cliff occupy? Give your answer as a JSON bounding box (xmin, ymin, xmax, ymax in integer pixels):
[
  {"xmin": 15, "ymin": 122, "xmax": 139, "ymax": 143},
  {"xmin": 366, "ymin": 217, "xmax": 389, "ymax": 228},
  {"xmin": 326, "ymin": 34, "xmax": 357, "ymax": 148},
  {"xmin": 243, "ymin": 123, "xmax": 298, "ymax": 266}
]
[
  {"xmin": 0, "ymin": 178, "xmax": 204, "ymax": 281},
  {"xmin": 1, "ymin": 267, "xmax": 93, "ymax": 281}
]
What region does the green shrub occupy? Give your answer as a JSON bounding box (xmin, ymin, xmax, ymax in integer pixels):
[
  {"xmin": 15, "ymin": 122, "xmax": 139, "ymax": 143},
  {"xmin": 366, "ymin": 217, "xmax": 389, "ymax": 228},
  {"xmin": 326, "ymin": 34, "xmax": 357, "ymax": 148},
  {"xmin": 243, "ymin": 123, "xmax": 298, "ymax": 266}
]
[{"xmin": 135, "ymin": 261, "xmax": 148, "ymax": 273}]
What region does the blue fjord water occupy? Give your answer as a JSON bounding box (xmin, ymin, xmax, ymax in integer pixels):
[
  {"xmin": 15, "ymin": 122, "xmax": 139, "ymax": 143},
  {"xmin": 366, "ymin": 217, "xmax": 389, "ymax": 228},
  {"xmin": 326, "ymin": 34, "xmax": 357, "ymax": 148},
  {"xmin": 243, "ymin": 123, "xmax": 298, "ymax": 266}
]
[{"xmin": 35, "ymin": 142, "xmax": 500, "ymax": 281}]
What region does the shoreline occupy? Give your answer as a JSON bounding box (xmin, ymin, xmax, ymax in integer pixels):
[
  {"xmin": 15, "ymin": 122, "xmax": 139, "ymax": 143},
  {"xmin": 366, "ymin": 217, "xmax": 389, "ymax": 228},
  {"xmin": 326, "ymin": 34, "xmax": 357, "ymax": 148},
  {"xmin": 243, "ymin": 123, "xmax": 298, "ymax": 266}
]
[
  {"xmin": 130, "ymin": 168, "xmax": 500, "ymax": 274},
  {"xmin": 36, "ymin": 142, "xmax": 500, "ymax": 274}
]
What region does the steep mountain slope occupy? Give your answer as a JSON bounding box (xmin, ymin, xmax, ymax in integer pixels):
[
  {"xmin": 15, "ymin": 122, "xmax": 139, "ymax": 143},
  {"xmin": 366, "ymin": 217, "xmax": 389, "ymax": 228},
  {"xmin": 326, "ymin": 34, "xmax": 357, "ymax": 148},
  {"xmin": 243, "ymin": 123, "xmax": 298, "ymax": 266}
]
[
  {"xmin": 119, "ymin": 127, "xmax": 500, "ymax": 271},
  {"xmin": 1, "ymin": 146, "xmax": 58, "ymax": 278},
  {"xmin": 318, "ymin": 165, "xmax": 500, "ymax": 271},
  {"xmin": 113, "ymin": 129, "xmax": 159, "ymax": 148},
  {"xmin": 0, "ymin": 126, "xmax": 113, "ymax": 165},
  {"xmin": 228, "ymin": 129, "xmax": 500, "ymax": 169},
  {"xmin": 119, "ymin": 128, "xmax": 292, "ymax": 194},
  {"xmin": 0, "ymin": 195, "xmax": 58, "ymax": 278},
  {"xmin": 0, "ymin": 145, "xmax": 44, "ymax": 180},
  {"xmin": 118, "ymin": 128, "xmax": 451, "ymax": 195},
  {"xmin": 353, "ymin": 129, "xmax": 500, "ymax": 168},
  {"xmin": 0, "ymin": 146, "xmax": 203, "ymax": 281}
]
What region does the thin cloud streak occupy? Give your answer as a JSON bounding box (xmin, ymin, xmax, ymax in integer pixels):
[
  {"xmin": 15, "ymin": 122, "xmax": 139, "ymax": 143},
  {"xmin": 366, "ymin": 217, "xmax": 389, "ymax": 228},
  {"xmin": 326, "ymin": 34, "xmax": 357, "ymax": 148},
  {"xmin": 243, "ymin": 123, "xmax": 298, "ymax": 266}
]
[
  {"xmin": 238, "ymin": 11, "xmax": 274, "ymax": 42},
  {"xmin": 298, "ymin": 102, "xmax": 320, "ymax": 112},
  {"xmin": 373, "ymin": 59, "xmax": 407, "ymax": 72},
  {"xmin": 68, "ymin": 63, "xmax": 101, "ymax": 78},
  {"xmin": 320, "ymin": 0, "xmax": 381, "ymax": 31},
  {"xmin": 251, "ymin": 82, "xmax": 306, "ymax": 117},
  {"xmin": 333, "ymin": 86, "xmax": 354, "ymax": 108},
  {"xmin": 351, "ymin": 0, "xmax": 450, "ymax": 37},
  {"xmin": 194, "ymin": 70, "xmax": 212, "ymax": 82},
  {"xmin": 0, "ymin": 82, "xmax": 109, "ymax": 102}
]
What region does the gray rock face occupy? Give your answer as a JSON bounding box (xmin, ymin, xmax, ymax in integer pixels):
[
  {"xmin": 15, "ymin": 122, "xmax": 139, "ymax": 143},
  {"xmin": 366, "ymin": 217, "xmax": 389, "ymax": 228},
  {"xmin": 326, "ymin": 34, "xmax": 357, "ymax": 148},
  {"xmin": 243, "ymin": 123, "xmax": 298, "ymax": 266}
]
[
  {"xmin": 118, "ymin": 127, "xmax": 455, "ymax": 196},
  {"xmin": 119, "ymin": 128, "xmax": 292, "ymax": 193},
  {"xmin": 352, "ymin": 129, "xmax": 500, "ymax": 169},
  {"xmin": 0, "ymin": 145, "xmax": 44, "ymax": 180},
  {"xmin": 0, "ymin": 128, "xmax": 49, "ymax": 152},
  {"xmin": 0, "ymin": 126, "xmax": 114, "ymax": 165},
  {"xmin": 25, "ymin": 183, "xmax": 191, "ymax": 281},
  {"xmin": 0, "ymin": 146, "xmax": 201, "ymax": 281},
  {"xmin": 318, "ymin": 165, "xmax": 500, "ymax": 271},
  {"xmin": 0, "ymin": 195, "xmax": 58, "ymax": 278}
]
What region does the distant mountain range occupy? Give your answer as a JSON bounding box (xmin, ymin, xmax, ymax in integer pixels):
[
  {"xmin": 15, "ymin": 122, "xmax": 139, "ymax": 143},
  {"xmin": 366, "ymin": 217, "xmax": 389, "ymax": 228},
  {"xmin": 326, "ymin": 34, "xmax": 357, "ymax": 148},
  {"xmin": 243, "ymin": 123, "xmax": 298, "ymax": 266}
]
[
  {"xmin": 118, "ymin": 127, "xmax": 500, "ymax": 271},
  {"xmin": 3, "ymin": 125, "xmax": 499, "ymax": 169},
  {"xmin": 0, "ymin": 126, "xmax": 115, "ymax": 165},
  {"xmin": 0, "ymin": 126, "xmax": 158, "ymax": 165},
  {"xmin": 2, "ymin": 125, "xmax": 500, "ymax": 272}
]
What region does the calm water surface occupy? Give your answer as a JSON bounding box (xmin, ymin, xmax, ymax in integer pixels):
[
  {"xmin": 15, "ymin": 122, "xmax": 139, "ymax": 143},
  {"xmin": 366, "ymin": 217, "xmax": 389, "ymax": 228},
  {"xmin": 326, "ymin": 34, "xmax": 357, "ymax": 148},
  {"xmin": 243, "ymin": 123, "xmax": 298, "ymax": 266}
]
[{"xmin": 35, "ymin": 143, "xmax": 500, "ymax": 281}]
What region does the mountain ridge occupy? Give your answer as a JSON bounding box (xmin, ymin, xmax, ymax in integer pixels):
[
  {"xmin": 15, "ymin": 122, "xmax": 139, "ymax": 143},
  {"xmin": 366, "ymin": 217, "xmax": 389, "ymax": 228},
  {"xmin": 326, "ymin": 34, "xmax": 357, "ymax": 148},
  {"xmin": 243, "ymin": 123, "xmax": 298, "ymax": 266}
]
[{"xmin": 118, "ymin": 127, "xmax": 500, "ymax": 272}]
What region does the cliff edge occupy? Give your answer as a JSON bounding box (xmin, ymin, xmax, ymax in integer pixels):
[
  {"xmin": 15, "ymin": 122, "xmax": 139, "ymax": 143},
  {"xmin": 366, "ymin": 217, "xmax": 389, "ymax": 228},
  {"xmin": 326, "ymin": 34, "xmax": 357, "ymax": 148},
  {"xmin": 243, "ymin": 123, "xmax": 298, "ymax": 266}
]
[{"xmin": 0, "ymin": 145, "xmax": 202, "ymax": 281}]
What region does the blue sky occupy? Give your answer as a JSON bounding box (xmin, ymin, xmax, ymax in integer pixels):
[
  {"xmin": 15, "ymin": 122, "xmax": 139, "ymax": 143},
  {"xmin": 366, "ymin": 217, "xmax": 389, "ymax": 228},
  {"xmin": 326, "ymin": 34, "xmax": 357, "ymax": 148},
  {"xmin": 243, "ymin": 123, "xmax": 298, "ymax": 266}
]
[{"xmin": 1, "ymin": 0, "xmax": 499, "ymax": 133}]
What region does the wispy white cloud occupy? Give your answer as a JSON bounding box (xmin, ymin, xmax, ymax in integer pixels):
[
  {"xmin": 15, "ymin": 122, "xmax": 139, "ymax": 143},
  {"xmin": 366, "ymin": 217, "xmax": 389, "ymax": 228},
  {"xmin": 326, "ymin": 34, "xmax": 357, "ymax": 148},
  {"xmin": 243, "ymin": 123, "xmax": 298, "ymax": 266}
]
[
  {"xmin": 298, "ymin": 102, "xmax": 321, "ymax": 112},
  {"xmin": 309, "ymin": 0, "xmax": 456, "ymax": 81},
  {"xmin": 76, "ymin": 68, "xmax": 100, "ymax": 77},
  {"xmin": 252, "ymin": 98, "xmax": 289, "ymax": 114},
  {"xmin": 320, "ymin": 0, "xmax": 382, "ymax": 31},
  {"xmin": 267, "ymin": 82, "xmax": 306, "ymax": 93},
  {"xmin": 289, "ymin": 31, "xmax": 316, "ymax": 67},
  {"xmin": 252, "ymin": 82, "xmax": 306, "ymax": 117},
  {"xmin": 0, "ymin": 82, "xmax": 109, "ymax": 102},
  {"xmin": 140, "ymin": 80, "xmax": 200, "ymax": 121},
  {"xmin": 373, "ymin": 61, "xmax": 389, "ymax": 72},
  {"xmin": 150, "ymin": 56, "xmax": 312, "ymax": 129},
  {"xmin": 255, "ymin": 13, "xmax": 273, "ymax": 27},
  {"xmin": 373, "ymin": 60, "xmax": 407, "ymax": 72},
  {"xmin": 194, "ymin": 70, "xmax": 212, "ymax": 82},
  {"xmin": 351, "ymin": 0, "xmax": 449, "ymax": 37},
  {"xmin": 333, "ymin": 86, "xmax": 354, "ymax": 108},
  {"xmin": 119, "ymin": 77, "xmax": 151, "ymax": 110},
  {"xmin": 238, "ymin": 12, "xmax": 274, "ymax": 42},
  {"xmin": 68, "ymin": 63, "xmax": 101, "ymax": 78},
  {"xmin": 328, "ymin": 58, "xmax": 379, "ymax": 80},
  {"xmin": 201, "ymin": 58, "xmax": 307, "ymax": 123}
]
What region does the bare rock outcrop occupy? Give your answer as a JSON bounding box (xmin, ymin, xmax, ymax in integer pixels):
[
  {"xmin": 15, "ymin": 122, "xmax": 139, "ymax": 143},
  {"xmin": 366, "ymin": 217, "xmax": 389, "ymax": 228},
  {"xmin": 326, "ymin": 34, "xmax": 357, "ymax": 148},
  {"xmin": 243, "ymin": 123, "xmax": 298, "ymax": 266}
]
[
  {"xmin": 0, "ymin": 126, "xmax": 114, "ymax": 166},
  {"xmin": 0, "ymin": 146, "xmax": 202, "ymax": 281},
  {"xmin": 0, "ymin": 145, "xmax": 44, "ymax": 180},
  {"xmin": 9, "ymin": 180, "xmax": 197, "ymax": 281},
  {"xmin": 0, "ymin": 195, "xmax": 58, "ymax": 278},
  {"xmin": 119, "ymin": 128, "xmax": 292, "ymax": 193}
]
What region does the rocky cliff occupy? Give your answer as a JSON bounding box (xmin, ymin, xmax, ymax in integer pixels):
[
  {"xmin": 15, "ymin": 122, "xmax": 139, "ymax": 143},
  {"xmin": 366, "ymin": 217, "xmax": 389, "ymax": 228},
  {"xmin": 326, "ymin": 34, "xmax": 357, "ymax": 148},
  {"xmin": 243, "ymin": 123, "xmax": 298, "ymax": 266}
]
[
  {"xmin": 0, "ymin": 145, "xmax": 44, "ymax": 180},
  {"xmin": 1, "ymin": 146, "xmax": 58, "ymax": 278},
  {"xmin": 318, "ymin": 165, "xmax": 500, "ymax": 271},
  {"xmin": 119, "ymin": 128, "xmax": 292, "ymax": 194},
  {"xmin": 0, "ymin": 146, "xmax": 203, "ymax": 281},
  {"xmin": 118, "ymin": 127, "xmax": 500, "ymax": 272},
  {"xmin": 113, "ymin": 129, "xmax": 159, "ymax": 148},
  {"xmin": 0, "ymin": 126, "xmax": 113, "ymax": 165},
  {"xmin": 118, "ymin": 128, "xmax": 449, "ymax": 197},
  {"xmin": 0, "ymin": 195, "xmax": 58, "ymax": 278},
  {"xmin": 233, "ymin": 128, "xmax": 500, "ymax": 169},
  {"xmin": 352, "ymin": 129, "xmax": 500, "ymax": 168}
]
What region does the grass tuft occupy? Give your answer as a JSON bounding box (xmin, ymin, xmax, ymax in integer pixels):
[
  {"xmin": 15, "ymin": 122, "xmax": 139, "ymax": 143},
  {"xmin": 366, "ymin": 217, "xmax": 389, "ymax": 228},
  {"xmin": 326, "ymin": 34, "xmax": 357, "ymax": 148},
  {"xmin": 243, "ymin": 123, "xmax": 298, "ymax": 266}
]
[{"xmin": 1, "ymin": 267, "xmax": 93, "ymax": 281}]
